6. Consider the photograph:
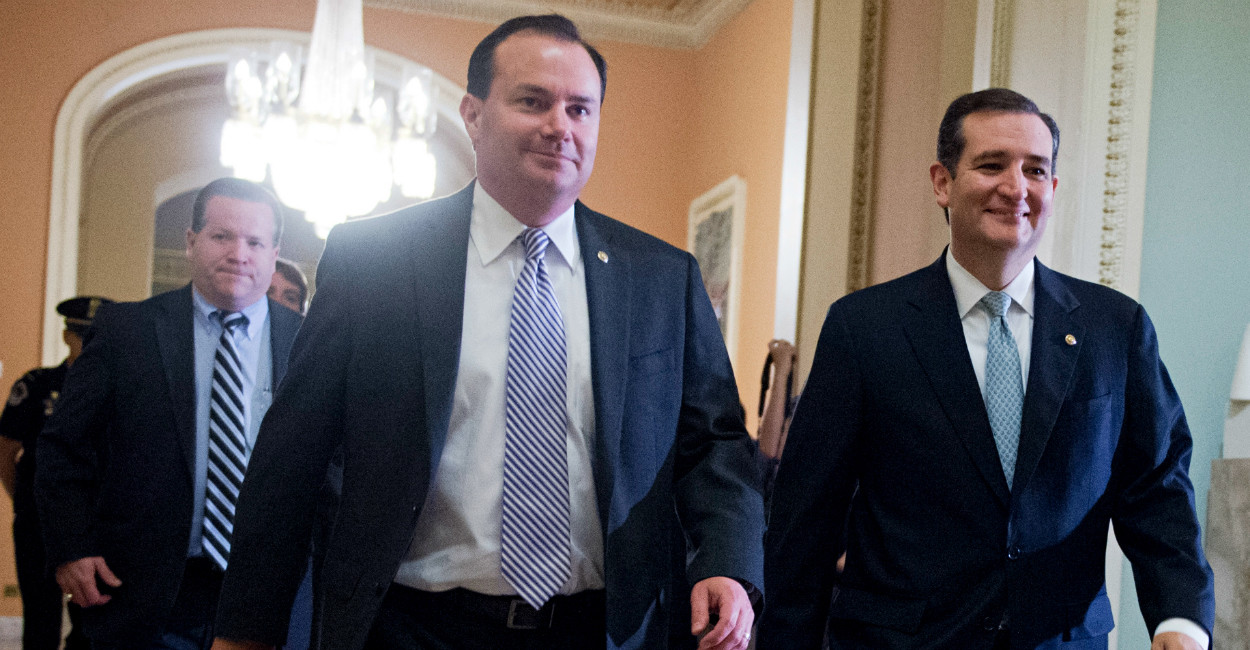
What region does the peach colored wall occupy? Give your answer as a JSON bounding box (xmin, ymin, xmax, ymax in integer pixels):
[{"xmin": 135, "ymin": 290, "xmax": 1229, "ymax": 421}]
[
  {"xmin": 0, "ymin": 0, "xmax": 792, "ymax": 616},
  {"xmin": 686, "ymin": 0, "xmax": 793, "ymax": 425}
]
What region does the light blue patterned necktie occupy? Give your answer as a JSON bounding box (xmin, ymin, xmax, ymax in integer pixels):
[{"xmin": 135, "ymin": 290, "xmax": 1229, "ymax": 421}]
[
  {"xmin": 981, "ymin": 291, "xmax": 1024, "ymax": 490},
  {"xmin": 501, "ymin": 228, "xmax": 571, "ymax": 609},
  {"xmin": 205, "ymin": 311, "xmax": 250, "ymax": 570}
]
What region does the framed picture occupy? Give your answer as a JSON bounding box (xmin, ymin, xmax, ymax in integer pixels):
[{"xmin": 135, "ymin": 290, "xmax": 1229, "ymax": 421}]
[{"xmin": 688, "ymin": 175, "xmax": 746, "ymax": 363}]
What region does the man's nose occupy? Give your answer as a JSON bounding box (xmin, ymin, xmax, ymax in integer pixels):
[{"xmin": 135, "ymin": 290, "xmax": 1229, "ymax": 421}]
[
  {"xmin": 541, "ymin": 107, "xmax": 571, "ymax": 140},
  {"xmin": 998, "ymin": 168, "xmax": 1028, "ymax": 201}
]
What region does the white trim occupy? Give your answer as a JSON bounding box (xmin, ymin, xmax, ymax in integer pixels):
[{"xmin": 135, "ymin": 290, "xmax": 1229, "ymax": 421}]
[
  {"xmin": 44, "ymin": 28, "xmax": 469, "ymax": 365},
  {"xmin": 773, "ymin": 0, "xmax": 814, "ymax": 341}
]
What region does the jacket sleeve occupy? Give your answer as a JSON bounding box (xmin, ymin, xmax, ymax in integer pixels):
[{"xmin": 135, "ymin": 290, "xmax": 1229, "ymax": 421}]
[
  {"xmin": 1111, "ymin": 304, "xmax": 1215, "ymax": 636},
  {"xmin": 35, "ymin": 306, "xmax": 118, "ymax": 568},
  {"xmin": 214, "ymin": 229, "xmax": 357, "ymax": 646},
  {"xmin": 673, "ymin": 253, "xmax": 766, "ymax": 601}
]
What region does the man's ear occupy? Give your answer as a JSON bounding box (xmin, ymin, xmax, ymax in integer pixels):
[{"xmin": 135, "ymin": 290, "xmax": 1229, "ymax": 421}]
[
  {"xmin": 929, "ymin": 161, "xmax": 952, "ymax": 209},
  {"xmin": 460, "ymin": 93, "xmax": 483, "ymax": 145}
]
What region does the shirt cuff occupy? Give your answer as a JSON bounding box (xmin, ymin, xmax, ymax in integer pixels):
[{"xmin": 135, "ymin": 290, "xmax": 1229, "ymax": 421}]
[{"xmin": 1154, "ymin": 618, "xmax": 1209, "ymax": 649}]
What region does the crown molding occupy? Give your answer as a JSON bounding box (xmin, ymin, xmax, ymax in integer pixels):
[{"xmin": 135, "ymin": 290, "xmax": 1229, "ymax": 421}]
[{"xmin": 366, "ymin": 0, "xmax": 755, "ymax": 49}]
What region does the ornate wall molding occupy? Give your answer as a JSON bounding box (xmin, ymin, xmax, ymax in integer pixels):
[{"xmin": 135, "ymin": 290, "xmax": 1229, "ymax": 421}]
[
  {"xmin": 368, "ymin": 0, "xmax": 753, "ymax": 49},
  {"xmin": 1097, "ymin": 0, "xmax": 1141, "ymax": 289},
  {"xmin": 846, "ymin": 0, "xmax": 883, "ymax": 294}
]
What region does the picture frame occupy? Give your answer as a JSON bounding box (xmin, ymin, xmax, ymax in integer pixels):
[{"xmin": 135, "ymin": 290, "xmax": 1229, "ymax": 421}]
[{"xmin": 687, "ymin": 175, "xmax": 746, "ymax": 363}]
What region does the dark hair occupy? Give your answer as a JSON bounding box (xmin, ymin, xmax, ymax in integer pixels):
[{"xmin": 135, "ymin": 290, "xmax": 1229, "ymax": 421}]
[
  {"xmin": 937, "ymin": 88, "xmax": 1060, "ymax": 177},
  {"xmin": 191, "ymin": 177, "xmax": 285, "ymax": 246},
  {"xmin": 273, "ymin": 258, "xmax": 309, "ymax": 308},
  {"xmin": 467, "ymin": 14, "xmax": 607, "ymax": 102}
]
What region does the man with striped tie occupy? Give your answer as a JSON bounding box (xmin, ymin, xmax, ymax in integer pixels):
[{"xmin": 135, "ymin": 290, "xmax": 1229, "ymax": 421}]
[
  {"xmin": 36, "ymin": 178, "xmax": 303, "ymax": 649},
  {"xmin": 212, "ymin": 14, "xmax": 764, "ymax": 650}
]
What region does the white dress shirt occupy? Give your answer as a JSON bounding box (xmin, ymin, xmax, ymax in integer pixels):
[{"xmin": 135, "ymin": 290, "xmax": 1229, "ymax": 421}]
[
  {"xmin": 395, "ymin": 184, "xmax": 605, "ymax": 595},
  {"xmin": 945, "ymin": 252, "xmax": 1208, "ymax": 649}
]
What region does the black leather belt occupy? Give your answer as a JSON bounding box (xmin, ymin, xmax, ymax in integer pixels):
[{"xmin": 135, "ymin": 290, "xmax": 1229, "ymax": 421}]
[{"xmin": 391, "ymin": 585, "xmax": 605, "ymax": 631}]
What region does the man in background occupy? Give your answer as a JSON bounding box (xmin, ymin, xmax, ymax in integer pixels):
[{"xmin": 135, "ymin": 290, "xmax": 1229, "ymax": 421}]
[
  {"xmin": 267, "ymin": 259, "xmax": 307, "ymax": 315},
  {"xmin": 761, "ymin": 89, "xmax": 1214, "ymax": 649},
  {"xmin": 213, "ymin": 14, "xmax": 763, "ymax": 650},
  {"xmin": 36, "ymin": 178, "xmax": 302, "ymax": 648},
  {"xmin": 1, "ymin": 296, "xmax": 111, "ymax": 650}
]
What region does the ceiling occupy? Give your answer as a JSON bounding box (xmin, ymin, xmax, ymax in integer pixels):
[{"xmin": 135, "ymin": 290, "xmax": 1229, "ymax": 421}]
[{"xmin": 367, "ymin": 0, "xmax": 755, "ymax": 49}]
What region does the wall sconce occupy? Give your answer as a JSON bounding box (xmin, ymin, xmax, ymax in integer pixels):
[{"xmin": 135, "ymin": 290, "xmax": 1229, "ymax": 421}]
[{"xmin": 1223, "ymin": 322, "xmax": 1250, "ymax": 458}]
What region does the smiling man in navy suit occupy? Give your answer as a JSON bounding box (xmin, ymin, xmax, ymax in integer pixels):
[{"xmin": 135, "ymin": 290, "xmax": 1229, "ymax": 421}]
[
  {"xmin": 211, "ymin": 14, "xmax": 763, "ymax": 650},
  {"xmin": 759, "ymin": 89, "xmax": 1214, "ymax": 649}
]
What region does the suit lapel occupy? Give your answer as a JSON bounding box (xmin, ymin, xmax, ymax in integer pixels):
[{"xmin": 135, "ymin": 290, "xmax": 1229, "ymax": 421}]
[
  {"xmin": 575, "ymin": 204, "xmax": 629, "ymax": 534},
  {"xmin": 1013, "ymin": 261, "xmax": 1083, "ymax": 492},
  {"xmin": 413, "ymin": 185, "xmax": 474, "ymax": 468},
  {"xmin": 155, "ymin": 286, "xmax": 198, "ymax": 480},
  {"xmin": 901, "ymin": 256, "xmax": 1011, "ymax": 508}
]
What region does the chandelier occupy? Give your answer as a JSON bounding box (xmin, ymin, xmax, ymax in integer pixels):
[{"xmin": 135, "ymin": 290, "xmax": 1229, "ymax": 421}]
[{"xmin": 219, "ymin": 0, "xmax": 437, "ymax": 238}]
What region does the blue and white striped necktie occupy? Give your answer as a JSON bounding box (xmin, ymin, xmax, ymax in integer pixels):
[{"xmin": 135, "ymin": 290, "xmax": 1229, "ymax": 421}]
[
  {"xmin": 204, "ymin": 310, "xmax": 250, "ymax": 570},
  {"xmin": 981, "ymin": 291, "xmax": 1024, "ymax": 490},
  {"xmin": 501, "ymin": 227, "xmax": 571, "ymax": 609}
]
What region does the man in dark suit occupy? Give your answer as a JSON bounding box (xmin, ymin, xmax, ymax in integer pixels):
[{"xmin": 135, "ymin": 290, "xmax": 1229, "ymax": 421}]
[
  {"xmin": 759, "ymin": 89, "xmax": 1214, "ymax": 649},
  {"xmin": 36, "ymin": 178, "xmax": 302, "ymax": 649},
  {"xmin": 211, "ymin": 14, "xmax": 763, "ymax": 650}
]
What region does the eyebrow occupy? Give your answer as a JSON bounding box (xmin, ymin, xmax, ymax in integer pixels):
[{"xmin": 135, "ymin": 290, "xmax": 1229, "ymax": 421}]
[
  {"xmin": 968, "ymin": 149, "xmax": 1051, "ymax": 167},
  {"xmin": 515, "ymin": 83, "xmax": 599, "ymax": 106}
]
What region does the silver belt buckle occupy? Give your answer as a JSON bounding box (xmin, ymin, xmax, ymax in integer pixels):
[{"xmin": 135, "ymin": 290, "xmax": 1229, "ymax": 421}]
[{"xmin": 506, "ymin": 599, "xmax": 553, "ymax": 630}]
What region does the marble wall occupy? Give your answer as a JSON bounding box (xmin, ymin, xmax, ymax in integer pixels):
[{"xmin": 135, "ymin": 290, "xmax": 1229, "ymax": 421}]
[{"xmin": 1207, "ymin": 458, "xmax": 1250, "ymax": 648}]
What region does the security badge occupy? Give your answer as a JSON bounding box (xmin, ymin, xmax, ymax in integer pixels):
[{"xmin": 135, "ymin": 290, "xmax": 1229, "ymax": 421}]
[{"xmin": 7, "ymin": 380, "xmax": 28, "ymax": 407}]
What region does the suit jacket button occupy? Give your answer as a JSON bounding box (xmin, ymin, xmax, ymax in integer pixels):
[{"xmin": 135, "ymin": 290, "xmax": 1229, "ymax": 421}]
[
  {"xmin": 1007, "ymin": 546, "xmax": 1021, "ymax": 560},
  {"xmin": 983, "ymin": 616, "xmax": 999, "ymax": 631}
]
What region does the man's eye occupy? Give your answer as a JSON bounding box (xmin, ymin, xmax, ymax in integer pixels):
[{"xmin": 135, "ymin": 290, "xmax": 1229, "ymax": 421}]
[
  {"xmin": 520, "ymin": 97, "xmax": 540, "ymax": 108},
  {"xmin": 569, "ymin": 105, "xmax": 590, "ymax": 118}
]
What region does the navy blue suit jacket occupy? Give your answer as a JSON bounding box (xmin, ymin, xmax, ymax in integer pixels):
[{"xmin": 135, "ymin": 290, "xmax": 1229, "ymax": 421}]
[
  {"xmin": 759, "ymin": 255, "xmax": 1213, "ymax": 649},
  {"xmin": 214, "ymin": 184, "xmax": 765, "ymax": 649},
  {"xmin": 35, "ymin": 286, "xmax": 302, "ymax": 643}
]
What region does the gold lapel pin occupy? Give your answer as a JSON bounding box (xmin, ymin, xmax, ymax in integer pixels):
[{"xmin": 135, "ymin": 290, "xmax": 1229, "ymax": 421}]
[
  {"xmin": 597, "ymin": 251, "xmax": 609, "ymax": 263},
  {"xmin": 1065, "ymin": 334, "xmax": 1077, "ymax": 346}
]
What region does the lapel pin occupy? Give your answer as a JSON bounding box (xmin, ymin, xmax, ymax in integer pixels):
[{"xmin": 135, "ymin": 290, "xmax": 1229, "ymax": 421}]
[
  {"xmin": 1065, "ymin": 334, "xmax": 1077, "ymax": 346},
  {"xmin": 597, "ymin": 251, "xmax": 609, "ymax": 263}
]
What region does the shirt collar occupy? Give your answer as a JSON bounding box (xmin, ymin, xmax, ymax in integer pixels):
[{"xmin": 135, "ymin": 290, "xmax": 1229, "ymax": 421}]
[
  {"xmin": 470, "ymin": 182, "xmax": 580, "ymax": 270},
  {"xmin": 945, "ymin": 250, "xmax": 1035, "ymax": 319},
  {"xmin": 191, "ymin": 286, "xmax": 268, "ymax": 340}
]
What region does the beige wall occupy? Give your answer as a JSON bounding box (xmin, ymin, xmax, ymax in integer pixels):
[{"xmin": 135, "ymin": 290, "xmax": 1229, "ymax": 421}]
[{"xmin": 0, "ymin": 0, "xmax": 794, "ymax": 615}]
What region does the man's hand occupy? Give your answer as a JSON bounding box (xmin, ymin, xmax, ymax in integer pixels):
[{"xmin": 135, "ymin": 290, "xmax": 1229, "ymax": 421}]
[
  {"xmin": 210, "ymin": 639, "xmax": 274, "ymax": 650},
  {"xmin": 55, "ymin": 556, "xmax": 121, "ymax": 607},
  {"xmin": 691, "ymin": 576, "xmax": 754, "ymax": 650},
  {"xmin": 1152, "ymin": 631, "xmax": 1202, "ymax": 650}
]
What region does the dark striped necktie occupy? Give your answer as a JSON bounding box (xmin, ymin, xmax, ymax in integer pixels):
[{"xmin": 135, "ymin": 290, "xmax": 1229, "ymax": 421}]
[
  {"xmin": 204, "ymin": 310, "xmax": 250, "ymax": 570},
  {"xmin": 501, "ymin": 228, "xmax": 571, "ymax": 609}
]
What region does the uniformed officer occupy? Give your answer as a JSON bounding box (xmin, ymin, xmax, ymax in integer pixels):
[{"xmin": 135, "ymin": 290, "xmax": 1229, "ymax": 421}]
[{"xmin": 1, "ymin": 296, "xmax": 112, "ymax": 650}]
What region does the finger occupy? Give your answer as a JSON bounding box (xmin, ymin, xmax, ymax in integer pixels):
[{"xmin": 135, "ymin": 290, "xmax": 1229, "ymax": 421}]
[
  {"xmin": 690, "ymin": 584, "xmax": 710, "ymax": 636},
  {"xmin": 95, "ymin": 559, "xmax": 122, "ymax": 587},
  {"xmin": 699, "ymin": 598, "xmax": 737, "ymax": 648},
  {"xmin": 77, "ymin": 574, "xmax": 108, "ymax": 607}
]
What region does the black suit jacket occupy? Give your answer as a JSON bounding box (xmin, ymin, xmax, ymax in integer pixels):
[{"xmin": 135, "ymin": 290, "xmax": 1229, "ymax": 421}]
[
  {"xmin": 35, "ymin": 286, "xmax": 302, "ymax": 643},
  {"xmin": 213, "ymin": 184, "xmax": 766, "ymax": 649},
  {"xmin": 760, "ymin": 255, "xmax": 1214, "ymax": 649}
]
